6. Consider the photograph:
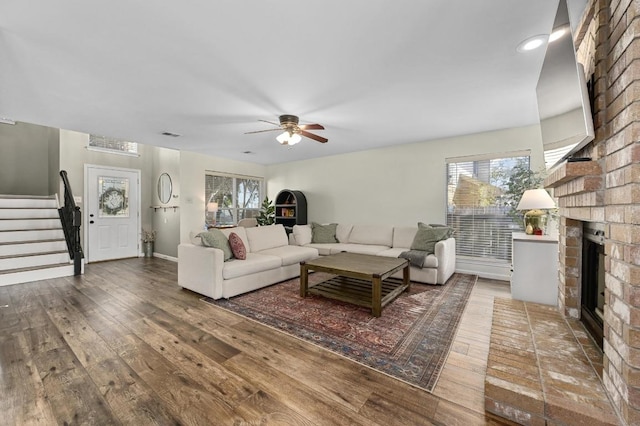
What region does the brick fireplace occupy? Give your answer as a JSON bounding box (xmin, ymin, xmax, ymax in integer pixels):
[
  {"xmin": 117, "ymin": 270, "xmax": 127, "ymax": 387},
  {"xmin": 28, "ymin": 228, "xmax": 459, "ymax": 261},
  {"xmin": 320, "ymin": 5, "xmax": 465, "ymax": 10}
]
[{"xmin": 544, "ymin": 0, "xmax": 640, "ymax": 423}]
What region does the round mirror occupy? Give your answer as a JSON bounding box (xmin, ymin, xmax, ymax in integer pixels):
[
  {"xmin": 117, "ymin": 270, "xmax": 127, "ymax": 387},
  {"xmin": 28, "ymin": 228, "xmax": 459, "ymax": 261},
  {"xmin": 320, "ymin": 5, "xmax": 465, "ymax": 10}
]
[{"xmin": 157, "ymin": 173, "xmax": 172, "ymax": 204}]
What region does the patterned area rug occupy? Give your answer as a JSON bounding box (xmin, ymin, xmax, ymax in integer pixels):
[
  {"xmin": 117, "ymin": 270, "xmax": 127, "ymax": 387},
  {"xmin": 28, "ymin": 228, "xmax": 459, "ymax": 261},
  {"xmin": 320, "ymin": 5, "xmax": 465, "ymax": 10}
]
[{"xmin": 203, "ymin": 272, "xmax": 476, "ymax": 392}]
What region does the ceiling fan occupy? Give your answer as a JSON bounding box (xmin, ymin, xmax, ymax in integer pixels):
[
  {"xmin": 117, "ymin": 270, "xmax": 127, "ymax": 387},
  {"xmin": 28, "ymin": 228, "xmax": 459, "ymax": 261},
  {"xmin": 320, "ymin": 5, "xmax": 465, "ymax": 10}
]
[{"xmin": 245, "ymin": 114, "xmax": 328, "ymax": 145}]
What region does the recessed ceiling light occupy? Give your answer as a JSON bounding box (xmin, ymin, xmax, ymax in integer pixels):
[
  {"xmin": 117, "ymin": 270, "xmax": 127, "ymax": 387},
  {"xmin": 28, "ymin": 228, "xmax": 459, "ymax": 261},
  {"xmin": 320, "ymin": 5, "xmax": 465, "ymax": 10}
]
[
  {"xmin": 161, "ymin": 131, "xmax": 181, "ymax": 137},
  {"xmin": 517, "ymin": 34, "xmax": 549, "ymax": 52},
  {"xmin": 549, "ymin": 24, "xmax": 570, "ymax": 42}
]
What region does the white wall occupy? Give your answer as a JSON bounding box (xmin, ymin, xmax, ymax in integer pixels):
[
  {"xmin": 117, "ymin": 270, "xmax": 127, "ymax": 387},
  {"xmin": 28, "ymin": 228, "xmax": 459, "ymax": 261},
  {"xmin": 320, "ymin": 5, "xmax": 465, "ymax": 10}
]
[
  {"xmin": 179, "ymin": 150, "xmax": 267, "ymax": 243},
  {"xmin": 267, "ymin": 125, "xmax": 545, "ymax": 226}
]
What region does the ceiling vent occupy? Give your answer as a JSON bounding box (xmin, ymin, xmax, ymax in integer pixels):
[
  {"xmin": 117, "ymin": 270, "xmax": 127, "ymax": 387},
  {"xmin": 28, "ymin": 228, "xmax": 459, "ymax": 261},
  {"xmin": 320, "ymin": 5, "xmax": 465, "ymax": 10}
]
[{"xmin": 161, "ymin": 131, "xmax": 181, "ymax": 137}]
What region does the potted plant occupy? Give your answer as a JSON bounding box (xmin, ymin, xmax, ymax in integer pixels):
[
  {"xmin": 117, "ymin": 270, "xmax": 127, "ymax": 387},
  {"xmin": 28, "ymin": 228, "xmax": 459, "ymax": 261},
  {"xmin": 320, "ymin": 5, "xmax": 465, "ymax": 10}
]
[
  {"xmin": 141, "ymin": 229, "xmax": 157, "ymax": 257},
  {"xmin": 256, "ymin": 196, "xmax": 275, "ymax": 226}
]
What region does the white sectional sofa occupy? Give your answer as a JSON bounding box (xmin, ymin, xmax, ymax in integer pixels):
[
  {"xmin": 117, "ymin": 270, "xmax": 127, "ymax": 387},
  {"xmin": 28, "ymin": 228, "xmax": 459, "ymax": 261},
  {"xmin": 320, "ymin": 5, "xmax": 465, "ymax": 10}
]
[
  {"xmin": 289, "ymin": 224, "xmax": 456, "ymax": 285},
  {"xmin": 178, "ymin": 224, "xmax": 319, "ymax": 299}
]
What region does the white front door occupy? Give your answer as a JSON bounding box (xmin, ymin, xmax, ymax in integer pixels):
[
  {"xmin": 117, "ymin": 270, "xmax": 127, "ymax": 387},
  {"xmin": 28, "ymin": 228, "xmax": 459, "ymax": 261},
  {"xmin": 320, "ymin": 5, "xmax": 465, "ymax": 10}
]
[{"xmin": 85, "ymin": 165, "xmax": 140, "ymax": 262}]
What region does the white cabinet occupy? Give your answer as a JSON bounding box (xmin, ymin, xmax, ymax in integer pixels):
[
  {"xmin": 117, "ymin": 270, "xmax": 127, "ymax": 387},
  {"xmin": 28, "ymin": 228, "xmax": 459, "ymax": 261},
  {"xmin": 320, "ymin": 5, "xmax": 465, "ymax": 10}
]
[{"xmin": 511, "ymin": 232, "xmax": 559, "ymax": 306}]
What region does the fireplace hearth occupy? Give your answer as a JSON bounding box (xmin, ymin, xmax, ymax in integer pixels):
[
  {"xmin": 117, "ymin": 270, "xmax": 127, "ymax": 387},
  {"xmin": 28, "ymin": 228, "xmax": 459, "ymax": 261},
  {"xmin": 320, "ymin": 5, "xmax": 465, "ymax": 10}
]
[{"xmin": 581, "ymin": 221, "xmax": 605, "ymax": 349}]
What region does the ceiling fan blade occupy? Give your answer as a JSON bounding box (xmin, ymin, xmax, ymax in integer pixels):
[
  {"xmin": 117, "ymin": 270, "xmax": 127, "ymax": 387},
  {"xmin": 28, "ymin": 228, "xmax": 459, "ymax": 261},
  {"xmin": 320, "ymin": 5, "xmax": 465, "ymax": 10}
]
[
  {"xmin": 258, "ymin": 119, "xmax": 281, "ymax": 127},
  {"xmin": 299, "ymin": 123, "xmax": 324, "ymax": 130},
  {"xmin": 244, "ymin": 128, "xmax": 282, "ymax": 134},
  {"xmin": 300, "ymin": 130, "xmax": 328, "ymax": 143}
]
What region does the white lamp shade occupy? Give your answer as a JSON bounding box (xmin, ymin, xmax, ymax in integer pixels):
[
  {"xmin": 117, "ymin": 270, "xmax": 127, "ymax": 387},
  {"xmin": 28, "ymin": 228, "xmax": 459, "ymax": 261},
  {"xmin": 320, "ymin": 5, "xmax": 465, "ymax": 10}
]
[
  {"xmin": 516, "ymin": 189, "xmax": 556, "ymax": 210},
  {"xmin": 276, "ymin": 131, "xmax": 290, "ymax": 144},
  {"xmin": 288, "ymin": 133, "xmax": 302, "ymax": 145},
  {"xmin": 207, "ymin": 202, "xmax": 218, "ymax": 212}
]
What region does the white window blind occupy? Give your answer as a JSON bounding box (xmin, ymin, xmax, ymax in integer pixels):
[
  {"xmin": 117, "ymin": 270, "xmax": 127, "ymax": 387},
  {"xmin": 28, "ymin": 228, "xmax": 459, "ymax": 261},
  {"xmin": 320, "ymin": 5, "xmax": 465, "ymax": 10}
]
[{"xmin": 446, "ymin": 154, "xmax": 530, "ymax": 262}]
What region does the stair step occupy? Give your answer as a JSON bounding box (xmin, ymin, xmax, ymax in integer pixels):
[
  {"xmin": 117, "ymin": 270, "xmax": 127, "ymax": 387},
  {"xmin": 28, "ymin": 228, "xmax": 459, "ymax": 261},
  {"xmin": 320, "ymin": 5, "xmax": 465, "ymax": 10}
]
[
  {"xmin": 0, "ymin": 249, "xmax": 67, "ymax": 259},
  {"xmin": 0, "ymin": 241, "xmax": 68, "ymax": 257},
  {"xmin": 0, "ymin": 263, "xmax": 77, "ymax": 286},
  {"xmin": 0, "ymin": 196, "xmax": 58, "ymax": 209},
  {"xmin": 0, "ymin": 219, "xmax": 63, "ymax": 231},
  {"xmin": 0, "ymin": 208, "xmax": 60, "ymax": 220},
  {"xmin": 0, "ymin": 229, "xmax": 66, "ymax": 243},
  {"xmin": 0, "ymin": 251, "xmax": 70, "ymax": 271}
]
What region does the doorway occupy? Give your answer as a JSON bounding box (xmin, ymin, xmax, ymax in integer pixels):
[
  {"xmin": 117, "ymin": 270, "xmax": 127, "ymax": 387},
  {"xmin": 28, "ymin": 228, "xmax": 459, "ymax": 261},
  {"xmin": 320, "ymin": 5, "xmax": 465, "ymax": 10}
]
[{"xmin": 85, "ymin": 165, "xmax": 141, "ymax": 262}]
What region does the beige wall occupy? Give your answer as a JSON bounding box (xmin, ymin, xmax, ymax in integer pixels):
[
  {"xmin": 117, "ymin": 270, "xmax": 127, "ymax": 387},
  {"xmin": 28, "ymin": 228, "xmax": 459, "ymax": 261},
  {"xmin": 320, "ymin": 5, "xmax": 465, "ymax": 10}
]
[
  {"xmin": 0, "ymin": 121, "xmax": 59, "ymax": 196},
  {"xmin": 267, "ymin": 125, "xmax": 545, "ymax": 227},
  {"xmin": 151, "ymin": 147, "xmax": 181, "ymax": 258}
]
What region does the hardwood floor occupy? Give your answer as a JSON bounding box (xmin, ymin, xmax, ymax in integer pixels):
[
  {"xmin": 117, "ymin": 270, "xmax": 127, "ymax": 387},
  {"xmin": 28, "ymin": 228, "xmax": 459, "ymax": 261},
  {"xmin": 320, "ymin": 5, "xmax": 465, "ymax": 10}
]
[{"xmin": 0, "ymin": 258, "xmax": 515, "ymax": 425}]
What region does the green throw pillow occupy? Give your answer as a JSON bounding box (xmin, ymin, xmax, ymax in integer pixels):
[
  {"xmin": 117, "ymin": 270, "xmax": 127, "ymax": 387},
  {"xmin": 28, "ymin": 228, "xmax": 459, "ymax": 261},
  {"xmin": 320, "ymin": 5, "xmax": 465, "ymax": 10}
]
[
  {"xmin": 311, "ymin": 222, "xmax": 338, "ymax": 243},
  {"xmin": 197, "ymin": 229, "xmax": 233, "ymax": 261},
  {"xmin": 410, "ymin": 225, "xmax": 454, "ymax": 254},
  {"xmin": 418, "ymin": 221, "xmax": 455, "ymax": 238}
]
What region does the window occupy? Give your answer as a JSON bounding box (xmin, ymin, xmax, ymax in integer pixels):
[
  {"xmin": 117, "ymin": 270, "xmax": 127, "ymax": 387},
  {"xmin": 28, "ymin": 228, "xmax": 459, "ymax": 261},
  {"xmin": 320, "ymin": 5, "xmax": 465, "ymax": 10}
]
[
  {"xmin": 88, "ymin": 135, "xmax": 138, "ymax": 156},
  {"xmin": 446, "ymin": 152, "xmax": 530, "ymax": 262},
  {"xmin": 205, "ymin": 173, "xmax": 262, "ymax": 225}
]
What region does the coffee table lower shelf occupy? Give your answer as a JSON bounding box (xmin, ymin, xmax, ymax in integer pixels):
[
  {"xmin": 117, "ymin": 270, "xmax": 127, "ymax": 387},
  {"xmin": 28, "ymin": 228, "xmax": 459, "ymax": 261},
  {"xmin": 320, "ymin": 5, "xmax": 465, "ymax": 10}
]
[{"xmin": 307, "ymin": 276, "xmax": 409, "ymax": 312}]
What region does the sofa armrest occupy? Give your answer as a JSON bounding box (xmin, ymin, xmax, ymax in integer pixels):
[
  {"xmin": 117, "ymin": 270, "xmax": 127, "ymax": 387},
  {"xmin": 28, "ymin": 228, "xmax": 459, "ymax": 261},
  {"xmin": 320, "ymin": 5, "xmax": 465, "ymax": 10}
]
[
  {"xmin": 434, "ymin": 237, "xmax": 456, "ymax": 284},
  {"xmin": 178, "ymin": 243, "xmax": 225, "ymax": 299}
]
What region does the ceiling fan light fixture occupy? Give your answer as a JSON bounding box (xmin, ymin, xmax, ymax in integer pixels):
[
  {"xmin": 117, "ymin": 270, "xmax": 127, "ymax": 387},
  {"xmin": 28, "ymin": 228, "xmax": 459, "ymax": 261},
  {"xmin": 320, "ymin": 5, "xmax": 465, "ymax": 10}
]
[
  {"xmin": 289, "ymin": 133, "xmax": 302, "ymax": 145},
  {"xmin": 276, "ymin": 131, "xmax": 290, "ymax": 144}
]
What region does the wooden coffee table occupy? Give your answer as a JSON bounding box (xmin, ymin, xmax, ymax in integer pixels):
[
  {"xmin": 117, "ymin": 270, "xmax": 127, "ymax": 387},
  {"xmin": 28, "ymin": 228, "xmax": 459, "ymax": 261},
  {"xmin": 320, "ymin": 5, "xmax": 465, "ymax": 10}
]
[{"xmin": 299, "ymin": 252, "xmax": 410, "ymax": 317}]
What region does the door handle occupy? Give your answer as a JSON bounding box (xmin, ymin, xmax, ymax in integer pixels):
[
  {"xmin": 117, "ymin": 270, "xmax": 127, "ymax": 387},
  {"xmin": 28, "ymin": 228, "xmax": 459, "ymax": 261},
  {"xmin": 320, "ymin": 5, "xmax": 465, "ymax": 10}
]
[
  {"xmin": 90, "ymin": 213, "xmax": 94, "ymax": 217},
  {"xmin": 89, "ymin": 220, "xmax": 95, "ymax": 224}
]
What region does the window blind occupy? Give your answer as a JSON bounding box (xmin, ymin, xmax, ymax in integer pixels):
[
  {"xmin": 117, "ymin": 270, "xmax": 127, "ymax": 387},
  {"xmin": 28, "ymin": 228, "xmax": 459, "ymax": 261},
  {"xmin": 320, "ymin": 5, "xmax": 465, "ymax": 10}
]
[{"xmin": 446, "ymin": 155, "xmax": 530, "ymax": 262}]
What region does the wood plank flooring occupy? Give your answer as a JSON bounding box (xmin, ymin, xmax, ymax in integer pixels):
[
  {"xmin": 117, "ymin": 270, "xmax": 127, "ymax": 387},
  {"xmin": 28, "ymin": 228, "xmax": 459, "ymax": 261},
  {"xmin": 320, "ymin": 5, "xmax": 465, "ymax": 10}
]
[{"xmin": 0, "ymin": 258, "xmax": 515, "ymax": 425}]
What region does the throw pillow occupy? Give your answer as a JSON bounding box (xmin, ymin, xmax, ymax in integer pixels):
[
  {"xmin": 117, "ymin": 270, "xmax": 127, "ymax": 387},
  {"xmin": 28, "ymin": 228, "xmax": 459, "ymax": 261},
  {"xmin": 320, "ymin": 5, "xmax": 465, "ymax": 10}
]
[
  {"xmin": 410, "ymin": 226, "xmax": 454, "ymax": 254},
  {"xmin": 418, "ymin": 221, "xmax": 455, "ymax": 238},
  {"xmin": 197, "ymin": 229, "xmax": 233, "ymax": 261},
  {"xmin": 228, "ymin": 232, "xmax": 246, "ymax": 260},
  {"xmin": 311, "ymin": 222, "xmax": 338, "ymax": 243}
]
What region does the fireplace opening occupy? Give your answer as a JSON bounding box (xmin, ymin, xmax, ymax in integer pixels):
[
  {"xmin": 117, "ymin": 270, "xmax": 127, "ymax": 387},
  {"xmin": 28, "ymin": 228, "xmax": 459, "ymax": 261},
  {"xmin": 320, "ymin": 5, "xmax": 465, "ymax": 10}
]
[{"xmin": 581, "ymin": 222, "xmax": 605, "ymax": 349}]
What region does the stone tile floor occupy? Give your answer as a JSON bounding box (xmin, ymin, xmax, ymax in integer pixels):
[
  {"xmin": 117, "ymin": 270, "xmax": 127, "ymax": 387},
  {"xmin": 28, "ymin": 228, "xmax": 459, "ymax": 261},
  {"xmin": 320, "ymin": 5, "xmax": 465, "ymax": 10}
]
[{"xmin": 484, "ymin": 298, "xmax": 620, "ymax": 425}]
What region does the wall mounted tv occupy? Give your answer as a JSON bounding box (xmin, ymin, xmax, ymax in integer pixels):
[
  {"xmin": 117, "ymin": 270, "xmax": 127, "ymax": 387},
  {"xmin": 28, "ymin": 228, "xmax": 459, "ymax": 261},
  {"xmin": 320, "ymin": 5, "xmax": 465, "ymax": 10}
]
[{"xmin": 536, "ymin": 0, "xmax": 594, "ymax": 169}]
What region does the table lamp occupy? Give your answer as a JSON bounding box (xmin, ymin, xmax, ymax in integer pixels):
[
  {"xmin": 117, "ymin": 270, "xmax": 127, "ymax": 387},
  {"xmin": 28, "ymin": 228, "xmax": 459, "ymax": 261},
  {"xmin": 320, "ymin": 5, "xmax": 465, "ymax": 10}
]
[
  {"xmin": 207, "ymin": 202, "xmax": 218, "ymax": 227},
  {"xmin": 516, "ymin": 189, "xmax": 556, "ymax": 235}
]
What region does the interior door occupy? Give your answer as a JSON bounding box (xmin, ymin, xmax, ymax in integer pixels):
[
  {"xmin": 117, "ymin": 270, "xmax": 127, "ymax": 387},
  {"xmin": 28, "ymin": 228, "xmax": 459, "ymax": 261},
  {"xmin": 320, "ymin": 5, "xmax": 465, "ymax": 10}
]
[{"xmin": 86, "ymin": 165, "xmax": 140, "ymax": 262}]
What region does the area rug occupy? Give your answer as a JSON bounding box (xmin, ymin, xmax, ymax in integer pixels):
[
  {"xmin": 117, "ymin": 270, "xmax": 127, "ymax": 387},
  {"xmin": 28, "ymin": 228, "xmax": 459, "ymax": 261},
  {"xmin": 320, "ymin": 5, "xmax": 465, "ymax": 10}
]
[{"xmin": 202, "ymin": 272, "xmax": 476, "ymax": 392}]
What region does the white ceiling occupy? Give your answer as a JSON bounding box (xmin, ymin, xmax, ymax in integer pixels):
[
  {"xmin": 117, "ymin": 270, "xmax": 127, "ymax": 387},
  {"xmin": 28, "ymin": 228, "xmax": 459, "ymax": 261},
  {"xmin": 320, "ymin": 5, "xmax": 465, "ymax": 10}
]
[{"xmin": 0, "ymin": 1, "xmax": 586, "ymax": 165}]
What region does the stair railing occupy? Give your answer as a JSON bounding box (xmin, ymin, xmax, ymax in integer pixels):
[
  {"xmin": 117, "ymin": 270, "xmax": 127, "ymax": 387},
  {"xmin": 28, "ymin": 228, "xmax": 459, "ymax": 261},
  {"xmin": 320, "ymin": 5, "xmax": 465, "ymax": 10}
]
[{"xmin": 58, "ymin": 170, "xmax": 83, "ymax": 275}]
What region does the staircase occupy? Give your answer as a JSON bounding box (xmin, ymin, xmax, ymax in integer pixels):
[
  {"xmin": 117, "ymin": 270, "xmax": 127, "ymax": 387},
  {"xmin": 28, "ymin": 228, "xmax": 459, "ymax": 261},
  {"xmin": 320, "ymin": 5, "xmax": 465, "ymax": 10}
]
[{"xmin": 0, "ymin": 195, "xmax": 78, "ymax": 286}]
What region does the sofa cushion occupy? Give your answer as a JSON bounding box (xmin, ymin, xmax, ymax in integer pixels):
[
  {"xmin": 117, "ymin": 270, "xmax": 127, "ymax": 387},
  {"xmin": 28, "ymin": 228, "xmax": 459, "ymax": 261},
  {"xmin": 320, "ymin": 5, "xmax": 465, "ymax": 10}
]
[
  {"xmin": 221, "ymin": 253, "xmax": 282, "ymax": 279},
  {"xmin": 228, "ymin": 232, "xmax": 246, "ymax": 260},
  {"xmin": 220, "ymin": 227, "xmax": 250, "ymax": 252},
  {"xmin": 245, "ymin": 224, "xmax": 288, "ymax": 252},
  {"xmin": 393, "ymin": 227, "xmax": 418, "ymax": 249},
  {"xmin": 332, "ymin": 244, "xmax": 390, "ymax": 256},
  {"xmin": 258, "ymin": 245, "xmax": 319, "ymax": 266},
  {"xmin": 348, "ymin": 225, "xmax": 393, "ymax": 246},
  {"xmin": 377, "ymin": 248, "xmax": 439, "ymax": 268},
  {"xmin": 197, "ymin": 229, "xmax": 233, "ymax": 261},
  {"xmin": 292, "ymin": 224, "xmax": 312, "ymax": 246},
  {"xmin": 336, "ymin": 224, "xmax": 353, "ymax": 243},
  {"xmin": 411, "ymin": 226, "xmax": 454, "ymax": 253},
  {"xmin": 311, "ymin": 222, "xmax": 338, "ymax": 243}
]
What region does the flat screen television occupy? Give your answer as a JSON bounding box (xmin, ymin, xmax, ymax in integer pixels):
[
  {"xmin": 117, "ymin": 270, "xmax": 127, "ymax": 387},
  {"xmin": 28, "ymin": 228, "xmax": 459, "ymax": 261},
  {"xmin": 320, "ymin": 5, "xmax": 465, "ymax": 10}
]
[{"xmin": 536, "ymin": 0, "xmax": 594, "ymax": 169}]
